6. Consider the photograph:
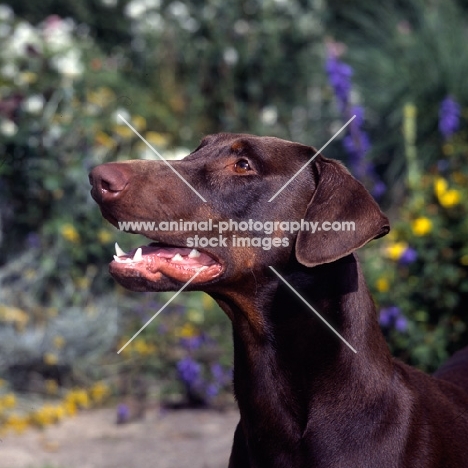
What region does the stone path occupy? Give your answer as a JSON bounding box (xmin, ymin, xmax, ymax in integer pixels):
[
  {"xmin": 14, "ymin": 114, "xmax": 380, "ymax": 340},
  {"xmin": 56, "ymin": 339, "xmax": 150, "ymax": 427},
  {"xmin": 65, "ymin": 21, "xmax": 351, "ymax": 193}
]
[{"xmin": 1, "ymin": 407, "xmax": 239, "ymax": 468}]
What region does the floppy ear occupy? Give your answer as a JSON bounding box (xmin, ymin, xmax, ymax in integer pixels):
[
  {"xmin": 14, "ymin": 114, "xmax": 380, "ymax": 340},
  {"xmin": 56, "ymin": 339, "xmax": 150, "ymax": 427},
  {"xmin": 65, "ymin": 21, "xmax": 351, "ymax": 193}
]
[{"xmin": 295, "ymin": 154, "xmax": 390, "ymax": 267}]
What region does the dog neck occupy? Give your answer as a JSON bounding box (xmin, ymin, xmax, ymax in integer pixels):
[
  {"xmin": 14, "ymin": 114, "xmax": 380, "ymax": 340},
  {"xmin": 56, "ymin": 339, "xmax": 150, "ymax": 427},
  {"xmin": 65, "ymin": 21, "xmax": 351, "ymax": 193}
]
[{"xmin": 210, "ymin": 254, "xmax": 396, "ymax": 441}]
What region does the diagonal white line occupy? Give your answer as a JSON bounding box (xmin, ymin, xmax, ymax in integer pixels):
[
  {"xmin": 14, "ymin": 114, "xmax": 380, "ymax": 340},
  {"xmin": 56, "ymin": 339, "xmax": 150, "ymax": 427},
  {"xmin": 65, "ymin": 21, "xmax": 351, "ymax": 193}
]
[
  {"xmin": 268, "ymin": 115, "xmax": 356, "ymax": 202},
  {"xmin": 269, "ymin": 266, "xmax": 357, "ymax": 353},
  {"xmin": 118, "ymin": 114, "xmax": 207, "ymax": 202},
  {"xmin": 117, "ymin": 268, "xmax": 205, "ymax": 354}
]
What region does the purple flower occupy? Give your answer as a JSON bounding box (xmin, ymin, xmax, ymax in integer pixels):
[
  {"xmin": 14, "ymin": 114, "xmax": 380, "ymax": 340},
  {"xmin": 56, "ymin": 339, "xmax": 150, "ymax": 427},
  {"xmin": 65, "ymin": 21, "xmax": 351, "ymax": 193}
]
[
  {"xmin": 116, "ymin": 403, "xmax": 130, "ymax": 424},
  {"xmin": 399, "ymin": 247, "xmax": 417, "ymax": 265},
  {"xmin": 211, "ymin": 363, "xmax": 224, "ymax": 381},
  {"xmin": 379, "ymin": 306, "xmax": 408, "ymax": 332},
  {"xmin": 325, "ymin": 56, "xmax": 353, "ymax": 109},
  {"xmin": 325, "ymin": 54, "xmax": 385, "ymax": 197},
  {"xmin": 395, "ymin": 316, "xmax": 408, "ymax": 332},
  {"xmin": 205, "ymin": 383, "xmax": 219, "ymax": 399},
  {"xmin": 372, "ymin": 181, "xmax": 387, "ymax": 198},
  {"xmin": 177, "ymin": 357, "xmax": 201, "ymax": 386},
  {"xmin": 27, "ymin": 232, "xmax": 41, "ymax": 249},
  {"xmin": 180, "ymin": 335, "xmax": 203, "ymax": 351},
  {"xmin": 379, "ymin": 307, "xmax": 396, "ymax": 327},
  {"xmin": 439, "ymin": 96, "xmax": 460, "ymax": 140}
]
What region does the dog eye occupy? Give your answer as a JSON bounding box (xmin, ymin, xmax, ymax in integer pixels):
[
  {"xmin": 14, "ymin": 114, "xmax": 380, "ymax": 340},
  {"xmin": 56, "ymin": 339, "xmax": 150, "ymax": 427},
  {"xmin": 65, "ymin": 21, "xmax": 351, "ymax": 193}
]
[{"xmin": 234, "ymin": 159, "xmax": 251, "ymax": 173}]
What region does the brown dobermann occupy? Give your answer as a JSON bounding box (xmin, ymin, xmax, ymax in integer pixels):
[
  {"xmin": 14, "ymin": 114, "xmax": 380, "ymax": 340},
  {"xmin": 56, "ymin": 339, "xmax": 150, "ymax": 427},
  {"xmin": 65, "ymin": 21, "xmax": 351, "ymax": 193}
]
[{"xmin": 89, "ymin": 133, "xmax": 468, "ymax": 467}]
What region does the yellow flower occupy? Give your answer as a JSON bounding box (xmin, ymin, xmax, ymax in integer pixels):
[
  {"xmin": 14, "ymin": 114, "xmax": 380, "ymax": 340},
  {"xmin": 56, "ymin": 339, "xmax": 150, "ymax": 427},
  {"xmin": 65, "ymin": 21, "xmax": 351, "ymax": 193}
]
[
  {"xmin": 187, "ymin": 308, "xmax": 204, "ymax": 323},
  {"xmin": 411, "ymin": 217, "xmax": 432, "ymax": 236},
  {"xmin": 385, "ymin": 242, "xmax": 408, "ymax": 261},
  {"xmin": 44, "ymin": 353, "xmax": 58, "ymax": 365},
  {"xmin": 202, "ymin": 294, "xmax": 216, "ymax": 310},
  {"xmin": 439, "ymin": 189, "xmax": 461, "ymax": 208},
  {"xmin": 0, "ymin": 305, "xmax": 29, "ymax": 326},
  {"xmin": 460, "ymin": 255, "xmax": 468, "ymax": 266},
  {"xmin": 54, "ymin": 404, "xmax": 66, "ymax": 421},
  {"xmin": 132, "ymin": 115, "xmax": 146, "ymax": 131},
  {"xmin": 134, "ymin": 338, "xmax": 149, "ymax": 355},
  {"xmin": 87, "ymin": 87, "xmax": 115, "ymax": 105},
  {"xmin": 64, "ymin": 400, "xmax": 77, "ymax": 416},
  {"xmin": 2, "ymin": 393, "xmax": 16, "ymax": 409},
  {"xmin": 53, "ymin": 335, "xmax": 65, "ymax": 349},
  {"xmin": 433, "ymin": 177, "xmax": 448, "ymax": 198},
  {"xmin": 32, "ymin": 405, "xmax": 56, "ymax": 426},
  {"xmin": 4, "ymin": 414, "xmax": 29, "ymax": 433},
  {"xmin": 61, "ymin": 224, "xmax": 80, "ymax": 243},
  {"xmin": 113, "ymin": 125, "xmax": 134, "ymax": 139},
  {"xmin": 76, "ymin": 277, "xmax": 90, "ymax": 290},
  {"xmin": 97, "ymin": 229, "xmax": 113, "ymax": 244},
  {"xmin": 177, "ymin": 323, "xmax": 198, "ymax": 339},
  {"xmin": 376, "ymin": 277, "xmax": 390, "ymax": 293},
  {"xmin": 95, "ymin": 130, "xmax": 115, "ymax": 148},
  {"xmin": 90, "ymin": 382, "xmax": 110, "ymax": 404},
  {"xmin": 145, "ymin": 131, "xmax": 169, "ymax": 147},
  {"xmin": 45, "ymin": 379, "xmax": 58, "ymax": 395},
  {"xmin": 19, "ymin": 72, "xmax": 38, "ymax": 84},
  {"xmin": 66, "ymin": 389, "xmax": 89, "ymax": 409}
]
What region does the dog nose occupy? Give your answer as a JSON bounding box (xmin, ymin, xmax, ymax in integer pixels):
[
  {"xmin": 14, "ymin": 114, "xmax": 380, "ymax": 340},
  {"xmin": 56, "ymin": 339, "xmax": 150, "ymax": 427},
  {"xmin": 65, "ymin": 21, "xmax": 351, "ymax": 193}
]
[{"xmin": 89, "ymin": 163, "xmax": 133, "ymax": 203}]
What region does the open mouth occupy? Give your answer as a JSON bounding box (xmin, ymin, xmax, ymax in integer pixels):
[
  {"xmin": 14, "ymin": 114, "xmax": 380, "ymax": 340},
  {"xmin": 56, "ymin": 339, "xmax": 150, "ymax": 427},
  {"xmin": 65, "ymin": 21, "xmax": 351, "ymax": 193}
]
[{"xmin": 109, "ymin": 242, "xmax": 223, "ymax": 285}]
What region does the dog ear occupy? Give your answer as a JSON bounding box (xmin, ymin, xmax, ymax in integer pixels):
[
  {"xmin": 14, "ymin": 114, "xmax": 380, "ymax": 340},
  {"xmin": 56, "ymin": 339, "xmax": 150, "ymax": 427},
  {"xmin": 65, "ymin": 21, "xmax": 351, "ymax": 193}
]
[{"xmin": 295, "ymin": 153, "xmax": 390, "ymax": 267}]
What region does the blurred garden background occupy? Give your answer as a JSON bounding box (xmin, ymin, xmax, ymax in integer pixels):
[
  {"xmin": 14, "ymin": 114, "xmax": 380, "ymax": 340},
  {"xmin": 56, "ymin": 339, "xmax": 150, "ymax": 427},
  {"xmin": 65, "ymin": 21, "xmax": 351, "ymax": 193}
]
[{"xmin": 0, "ymin": 0, "xmax": 467, "ymax": 466}]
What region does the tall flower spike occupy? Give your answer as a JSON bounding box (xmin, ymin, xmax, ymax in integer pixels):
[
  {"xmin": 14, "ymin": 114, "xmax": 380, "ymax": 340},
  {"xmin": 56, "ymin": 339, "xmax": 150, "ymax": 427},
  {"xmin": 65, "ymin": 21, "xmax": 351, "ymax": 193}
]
[
  {"xmin": 325, "ymin": 46, "xmax": 385, "ymax": 197},
  {"xmin": 439, "ymin": 96, "xmax": 460, "ymax": 140}
]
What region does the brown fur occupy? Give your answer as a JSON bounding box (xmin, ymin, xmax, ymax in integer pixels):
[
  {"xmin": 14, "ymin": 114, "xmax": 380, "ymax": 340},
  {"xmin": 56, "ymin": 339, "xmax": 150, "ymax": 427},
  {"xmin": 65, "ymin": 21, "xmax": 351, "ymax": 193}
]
[{"xmin": 90, "ymin": 133, "xmax": 468, "ymax": 467}]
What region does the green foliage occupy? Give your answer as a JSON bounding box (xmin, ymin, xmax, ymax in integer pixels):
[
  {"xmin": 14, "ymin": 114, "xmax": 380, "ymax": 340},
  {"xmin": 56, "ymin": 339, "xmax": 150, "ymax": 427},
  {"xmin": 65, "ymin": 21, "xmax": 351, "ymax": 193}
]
[
  {"xmin": 363, "ymin": 126, "xmax": 468, "ymax": 371},
  {"xmin": 327, "ymin": 0, "xmax": 468, "ymax": 196},
  {"xmin": 117, "ymin": 291, "xmax": 233, "ymax": 406}
]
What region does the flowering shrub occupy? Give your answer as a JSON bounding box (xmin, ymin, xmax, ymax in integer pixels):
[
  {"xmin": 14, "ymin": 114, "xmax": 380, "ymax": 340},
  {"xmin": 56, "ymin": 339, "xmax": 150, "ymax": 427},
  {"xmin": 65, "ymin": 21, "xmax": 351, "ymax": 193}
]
[
  {"xmin": 118, "ymin": 292, "xmax": 232, "ymax": 408},
  {"xmin": 0, "ymin": 379, "xmax": 110, "ymax": 434},
  {"xmin": 325, "ymin": 41, "xmax": 385, "ymax": 198},
  {"xmin": 363, "ymin": 97, "xmax": 468, "ymax": 371}
]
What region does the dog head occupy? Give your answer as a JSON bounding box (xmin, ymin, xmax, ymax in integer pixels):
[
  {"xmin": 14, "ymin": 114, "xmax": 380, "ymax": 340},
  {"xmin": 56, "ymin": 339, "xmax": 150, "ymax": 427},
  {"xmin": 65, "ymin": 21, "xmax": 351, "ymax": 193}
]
[{"xmin": 89, "ymin": 133, "xmax": 389, "ymax": 292}]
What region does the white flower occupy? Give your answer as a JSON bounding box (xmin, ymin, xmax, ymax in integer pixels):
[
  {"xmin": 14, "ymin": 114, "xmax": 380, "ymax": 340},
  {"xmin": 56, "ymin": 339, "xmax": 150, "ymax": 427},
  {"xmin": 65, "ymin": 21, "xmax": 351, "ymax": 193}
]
[
  {"xmin": 5, "ymin": 21, "xmax": 40, "ymax": 57},
  {"xmin": 1, "ymin": 63, "xmax": 18, "ymax": 79},
  {"xmin": 261, "ymin": 106, "xmax": 278, "ymax": 126},
  {"xmin": 223, "ymin": 48, "xmax": 238, "ymax": 66},
  {"xmin": 23, "ymin": 95, "xmax": 45, "ymax": 114},
  {"xmin": 0, "ymin": 5, "xmax": 13, "ymax": 22},
  {"xmin": 42, "ymin": 16, "xmax": 75, "ymax": 52},
  {"xmin": 0, "ymin": 119, "xmax": 17, "ymax": 136},
  {"xmin": 125, "ymin": 0, "xmax": 147, "ymax": 19},
  {"xmin": 169, "ymin": 1, "xmax": 188, "ymax": 18},
  {"xmin": 112, "ymin": 108, "xmax": 130, "ymax": 124},
  {"xmin": 101, "ymin": 0, "xmax": 118, "ymax": 6},
  {"xmin": 51, "ymin": 49, "xmax": 83, "ymax": 76},
  {"xmin": 42, "ymin": 124, "xmax": 63, "ymax": 147},
  {"xmin": 140, "ymin": 12, "xmax": 163, "ymax": 33}
]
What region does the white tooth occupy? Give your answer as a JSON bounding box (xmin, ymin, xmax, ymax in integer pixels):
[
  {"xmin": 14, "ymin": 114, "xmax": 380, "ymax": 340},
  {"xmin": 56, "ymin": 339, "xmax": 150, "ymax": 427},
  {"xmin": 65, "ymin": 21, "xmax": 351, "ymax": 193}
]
[
  {"xmin": 115, "ymin": 242, "xmax": 126, "ymax": 257},
  {"xmin": 188, "ymin": 249, "xmax": 201, "ymax": 258},
  {"xmin": 172, "ymin": 253, "xmax": 184, "ymax": 262},
  {"xmin": 132, "ymin": 248, "xmax": 143, "ymax": 262}
]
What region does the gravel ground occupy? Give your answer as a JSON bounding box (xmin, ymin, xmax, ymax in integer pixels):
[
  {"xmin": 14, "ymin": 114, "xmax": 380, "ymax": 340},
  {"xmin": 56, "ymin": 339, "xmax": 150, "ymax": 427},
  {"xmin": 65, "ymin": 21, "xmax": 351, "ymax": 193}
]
[{"xmin": 0, "ymin": 407, "xmax": 239, "ymax": 468}]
